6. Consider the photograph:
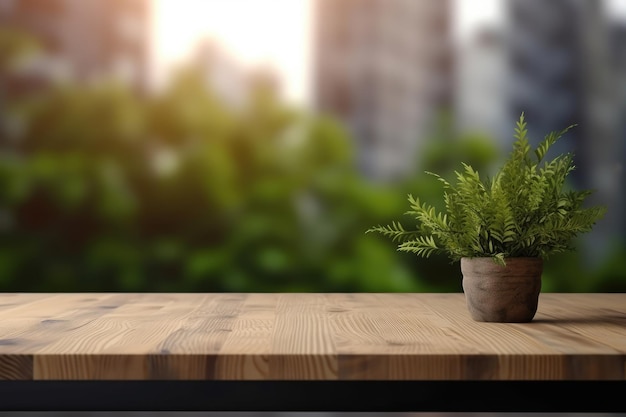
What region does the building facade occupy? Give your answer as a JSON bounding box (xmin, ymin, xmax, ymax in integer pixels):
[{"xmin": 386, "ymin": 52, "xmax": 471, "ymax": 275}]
[
  {"xmin": 192, "ymin": 38, "xmax": 283, "ymax": 110},
  {"xmin": 0, "ymin": 0, "xmax": 150, "ymax": 90},
  {"xmin": 313, "ymin": 0, "xmax": 454, "ymax": 182},
  {"xmin": 507, "ymin": 0, "xmax": 586, "ymax": 164},
  {"xmin": 507, "ymin": 0, "xmax": 624, "ymax": 256},
  {"xmin": 455, "ymin": 26, "xmax": 509, "ymax": 148}
]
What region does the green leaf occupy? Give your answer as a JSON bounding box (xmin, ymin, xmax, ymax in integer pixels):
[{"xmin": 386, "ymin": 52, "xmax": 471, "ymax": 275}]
[{"xmin": 366, "ymin": 113, "xmax": 607, "ymax": 263}]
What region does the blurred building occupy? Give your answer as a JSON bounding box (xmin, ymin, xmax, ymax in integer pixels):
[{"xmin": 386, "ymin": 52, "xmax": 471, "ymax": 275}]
[
  {"xmin": 507, "ymin": 0, "xmax": 621, "ymax": 183},
  {"xmin": 507, "ymin": 0, "xmax": 625, "ymax": 257},
  {"xmin": 608, "ymin": 20, "xmax": 626, "ymax": 241},
  {"xmin": 313, "ymin": 0, "xmax": 454, "ymax": 182},
  {"xmin": 193, "ymin": 38, "xmax": 283, "ymax": 109},
  {"xmin": 507, "ymin": 0, "xmax": 586, "ymax": 164},
  {"xmin": 0, "ymin": 0, "xmax": 150, "ymax": 90},
  {"xmin": 193, "ymin": 38, "xmax": 249, "ymax": 108},
  {"xmin": 456, "ymin": 26, "xmax": 509, "ymax": 147}
]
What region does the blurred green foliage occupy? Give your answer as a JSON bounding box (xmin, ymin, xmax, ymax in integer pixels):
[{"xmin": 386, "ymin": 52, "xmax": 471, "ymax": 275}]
[{"xmin": 1, "ymin": 31, "xmax": 624, "ymax": 292}]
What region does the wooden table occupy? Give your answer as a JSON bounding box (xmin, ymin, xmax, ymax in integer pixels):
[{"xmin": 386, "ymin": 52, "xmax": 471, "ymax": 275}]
[{"xmin": 0, "ymin": 293, "xmax": 625, "ymax": 411}]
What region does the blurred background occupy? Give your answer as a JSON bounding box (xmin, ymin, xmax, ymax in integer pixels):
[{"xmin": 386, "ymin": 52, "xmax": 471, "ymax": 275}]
[{"xmin": 0, "ymin": 0, "xmax": 625, "ymax": 293}]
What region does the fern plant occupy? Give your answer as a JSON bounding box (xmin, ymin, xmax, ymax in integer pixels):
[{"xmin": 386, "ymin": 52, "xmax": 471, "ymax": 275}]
[{"xmin": 367, "ymin": 114, "xmax": 607, "ymax": 265}]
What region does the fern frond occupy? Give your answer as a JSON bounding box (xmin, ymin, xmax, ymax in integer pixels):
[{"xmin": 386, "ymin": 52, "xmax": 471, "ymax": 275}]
[
  {"xmin": 366, "ymin": 113, "xmax": 606, "ymax": 264},
  {"xmin": 366, "ymin": 221, "xmax": 420, "ymax": 243},
  {"xmin": 398, "ymin": 236, "xmax": 442, "ymax": 258},
  {"xmin": 425, "ymin": 170, "xmax": 451, "ymax": 188},
  {"xmin": 534, "ymin": 124, "xmax": 577, "ymax": 163}
]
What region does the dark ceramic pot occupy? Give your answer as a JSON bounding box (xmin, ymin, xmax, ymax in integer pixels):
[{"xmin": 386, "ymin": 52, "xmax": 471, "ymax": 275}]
[{"xmin": 460, "ymin": 257, "xmax": 543, "ymax": 323}]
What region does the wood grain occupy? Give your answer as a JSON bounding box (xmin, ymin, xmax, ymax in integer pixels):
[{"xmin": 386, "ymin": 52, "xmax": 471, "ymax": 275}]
[{"xmin": 0, "ymin": 293, "xmax": 624, "ymax": 380}]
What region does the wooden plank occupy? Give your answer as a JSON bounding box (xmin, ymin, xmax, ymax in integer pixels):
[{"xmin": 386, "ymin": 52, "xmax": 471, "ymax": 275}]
[
  {"xmin": 0, "ymin": 354, "xmax": 32, "ymax": 380},
  {"xmin": 329, "ymin": 293, "xmax": 467, "ymax": 379},
  {"xmin": 32, "ymin": 294, "xmax": 214, "ymax": 380},
  {"xmin": 149, "ymin": 293, "xmax": 249, "ymax": 379},
  {"xmin": 0, "ymin": 293, "xmax": 57, "ymax": 317},
  {"xmin": 35, "ymin": 354, "xmax": 147, "ymax": 380},
  {"xmin": 0, "ymin": 294, "xmax": 139, "ymax": 358},
  {"xmin": 0, "ymin": 294, "xmax": 81, "ymax": 338},
  {"xmin": 534, "ymin": 293, "xmax": 626, "ymax": 351},
  {"xmin": 215, "ymin": 293, "xmax": 278, "ymax": 379},
  {"xmin": 269, "ymin": 293, "xmax": 337, "ymax": 379},
  {"xmin": 0, "ymin": 293, "xmax": 624, "ymax": 381},
  {"xmin": 54, "ymin": 293, "xmax": 209, "ymax": 355}
]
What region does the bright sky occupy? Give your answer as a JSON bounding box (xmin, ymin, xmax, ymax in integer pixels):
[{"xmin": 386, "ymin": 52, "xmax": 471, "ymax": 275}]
[
  {"xmin": 152, "ymin": 0, "xmax": 507, "ymax": 105},
  {"xmin": 152, "ymin": 0, "xmax": 313, "ymax": 105},
  {"xmin": 151, "ymin": 0, "xmax": 626, "ymax": 106}
]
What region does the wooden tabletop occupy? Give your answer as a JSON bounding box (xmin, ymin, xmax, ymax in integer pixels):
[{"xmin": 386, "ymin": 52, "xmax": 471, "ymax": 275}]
[{"xmin": 0, "ymin": 293, "xmax": 624, "ymax": 381}]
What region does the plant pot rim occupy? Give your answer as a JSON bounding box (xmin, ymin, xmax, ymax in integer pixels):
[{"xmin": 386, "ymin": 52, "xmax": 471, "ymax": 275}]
[
  {"xmin": 461, "ymin": 256, "xmax": 542, "ymax": 260},
  {"xmin": 461, "ymin": 257, "xmax": 544, "ymax": 265},
  {"xmin": 460, "ymin": 256, "xmax": 544, "ymax": 276}
]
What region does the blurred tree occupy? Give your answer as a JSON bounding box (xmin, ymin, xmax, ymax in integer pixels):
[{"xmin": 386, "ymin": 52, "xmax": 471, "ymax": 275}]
[
  {"xmin": 381, "ymin": 113, "xmax": 504, "ymax": 292},
  {"xmin": 0, "ymin": 28, "xmax": 42, "ymax": 149},
  {"xmin": 0, "ymin": 29, "xmax": 39, "ymax": 68},
  {"xmin": 1, "ymin": 30, "xmax": 624, "ymax": 293},
  {"xmin": 0, "ymin": 49, "xmax": 423, "ymax": 292}
]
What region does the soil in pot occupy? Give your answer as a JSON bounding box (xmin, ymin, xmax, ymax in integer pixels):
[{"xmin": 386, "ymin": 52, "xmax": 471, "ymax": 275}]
[{"xmin": 460, "ymin": 257, "xmax": 543, "ymax": 323}]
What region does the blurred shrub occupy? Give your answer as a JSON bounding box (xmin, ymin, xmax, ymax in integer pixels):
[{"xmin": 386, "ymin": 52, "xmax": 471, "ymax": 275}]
[
  {"xmin": 1, "ymin": 31, "xmax": 624, "ymax": 292},
  {"xmin": 1, "ymin": 34, "xmax": 424, "ymax": 292}
]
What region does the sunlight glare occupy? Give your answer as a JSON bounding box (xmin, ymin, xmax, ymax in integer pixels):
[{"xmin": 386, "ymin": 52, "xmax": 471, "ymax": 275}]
[{"xmin": 154, "ymin": 0, "xmax": 312, "ymax": 104}]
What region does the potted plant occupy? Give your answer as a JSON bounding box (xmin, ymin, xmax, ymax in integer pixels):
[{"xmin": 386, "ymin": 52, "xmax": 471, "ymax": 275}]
[{"xmin": 367, "ymin": 114, "xmax": 607, "ymax": 322}]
